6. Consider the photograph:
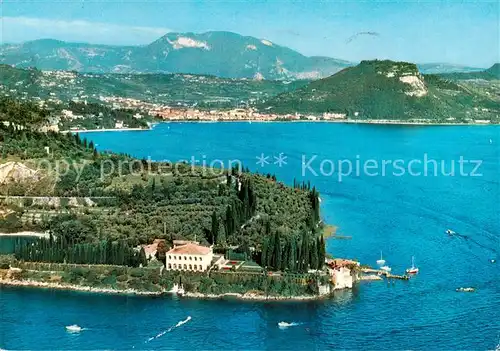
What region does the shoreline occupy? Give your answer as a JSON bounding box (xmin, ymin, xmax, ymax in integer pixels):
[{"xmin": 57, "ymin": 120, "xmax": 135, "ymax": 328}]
[
  {"xmin": 0, "ymin": 278, "xmax": 323, "ymax": 301},
  {"xmin": 59, "ymin": 121, "xmax": 498, "ymax": 133},
  {"xmin": 61, "ymin": 127, "xmax": 151, "ymax": 133},
  {"xmin": 0, "ymin": 279, "xmax": 163, "ymax": 296},
  {"xmin": 182, "ymin": 291, "xmax": 320, "ymax": 301},
  {"xmin": 154, "ymin": 119, "xmax": 498, "ymax": 126}
]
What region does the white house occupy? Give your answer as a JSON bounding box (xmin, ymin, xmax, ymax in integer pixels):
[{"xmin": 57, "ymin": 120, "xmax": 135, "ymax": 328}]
[{"xmin": 165, "ymin": 241, "xmax": 213, "ymax": 272}]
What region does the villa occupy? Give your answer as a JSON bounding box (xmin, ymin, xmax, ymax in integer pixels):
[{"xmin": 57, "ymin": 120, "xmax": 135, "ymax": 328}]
[{"xmin": 165, "ymin": 241, "xmax": 214, "ymax": 272}]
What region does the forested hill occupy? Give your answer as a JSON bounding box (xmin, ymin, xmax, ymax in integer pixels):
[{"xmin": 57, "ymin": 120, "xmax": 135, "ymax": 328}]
[
  {"xmin": 259, "ymin": 60, "xmax": 500, "ymax": 122},
  {"xmin": 0, "ymin": 99, "xmax": 325, "ymax": 273},
  {"xmin": 0, "ymin": 64, "xmax": 308, "ymax": 109}
]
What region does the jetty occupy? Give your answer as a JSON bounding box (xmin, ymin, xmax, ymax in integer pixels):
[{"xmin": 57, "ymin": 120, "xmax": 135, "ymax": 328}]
[
  {"xmin": 382, "ymin": 272, "xmax": 410, "ymax": 280},
  {"xmin": 361, "ymin": 268, "xmax": 409, "ymax": 280}
]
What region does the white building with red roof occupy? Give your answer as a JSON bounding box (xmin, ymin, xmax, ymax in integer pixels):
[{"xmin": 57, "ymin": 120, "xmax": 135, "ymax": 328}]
[{"xmin": 165, "ymin": 241, "xmax": 214, "ymax": 272}]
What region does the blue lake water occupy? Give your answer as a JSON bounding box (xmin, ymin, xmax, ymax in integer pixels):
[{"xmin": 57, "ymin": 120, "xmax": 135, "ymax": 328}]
[{"xmin": 1, "ymin": 122, "xmax": 499, "ymax": 349}]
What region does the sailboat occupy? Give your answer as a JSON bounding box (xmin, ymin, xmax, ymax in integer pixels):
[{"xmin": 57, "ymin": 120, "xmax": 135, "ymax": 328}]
[
  {"xmin": 406, "ymin": 256, "xmax": 419, "ymax": 274},
  {"xmin": 376, "ymin": 251, "xmax": 386, "ymax": 265}
]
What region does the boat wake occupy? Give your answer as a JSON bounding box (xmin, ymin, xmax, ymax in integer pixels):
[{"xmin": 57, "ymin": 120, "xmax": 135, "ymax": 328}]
[
  {"xmin": 278, "ymin": 321, "xmax": 301, "ymax": 329},
  {"xmin": 145, "ymin": 316, "xmax": 192, "ymax": 343},
  {"xmin": 448, "ymin": 230, "xmax": 499, "ymax": 256}
]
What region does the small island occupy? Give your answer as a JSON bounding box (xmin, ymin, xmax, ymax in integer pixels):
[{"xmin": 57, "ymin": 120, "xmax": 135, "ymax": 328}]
[{"xmin": 0, "ymin": 99, "xmax": 361, "ymax": 300}]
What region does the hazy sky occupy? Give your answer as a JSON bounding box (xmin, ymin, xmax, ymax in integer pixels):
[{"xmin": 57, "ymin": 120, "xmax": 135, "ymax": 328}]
[{"xmin": 1, "ymin": 0, "xmax": 498, "ymax": 67}]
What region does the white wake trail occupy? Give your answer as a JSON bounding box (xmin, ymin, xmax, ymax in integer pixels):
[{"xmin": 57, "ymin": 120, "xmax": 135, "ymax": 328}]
[{"xmin": 145, "ymin": 316, "xmax": 192, "ymax": 343}]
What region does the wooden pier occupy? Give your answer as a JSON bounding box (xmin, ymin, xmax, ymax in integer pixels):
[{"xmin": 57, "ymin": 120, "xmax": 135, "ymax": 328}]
[
  {"xmin": 361, "ymin": 268, "xmax": 410, "ymax": 280},
  {"xmin": 382, "ymin": 272, "xmax": 410, "ymax": 280}
]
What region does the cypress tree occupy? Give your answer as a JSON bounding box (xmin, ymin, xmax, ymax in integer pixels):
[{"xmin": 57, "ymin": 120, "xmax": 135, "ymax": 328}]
[
  {"xmin": 289, "ymin": 237, "xmax": 297, "ymax": 272},
  {"xmin": 139, "ymin": 247, "xmax": 148, "ymax": 267},
  {"xmin": 266, "ymin": 230, "xmax": 275, "ymax": 269},
  {"xmin": 211, "ymin": 210, "xmax": 219, "ymax": 245},
  {"xmin": 225, "ymin": 205, "xmax": 233, "ymax": 238},
  {"xmin": 318, "ymin": 236, "xmax": 326, "ymax": 269},
  {"xmin": 274, "ymin": 231, "xmax": 282, "ymax": 271},
  {"xmin": 300, "ymin": 232, "xmax": 309, "ymax": 273},
  {"xmin": 261, "ymin": 238, "xmax": 268, "ymax": 268},
  {"xmin": 282, "ymin": 239, "xmax": 289, "ymax": 272},
  {"xmin": 105, "ymin": 240, "xmax": 113, "ymax": 264},
  {"xmin": 310, "ymin": 238, "xmax": 319, "ymax": 270}
]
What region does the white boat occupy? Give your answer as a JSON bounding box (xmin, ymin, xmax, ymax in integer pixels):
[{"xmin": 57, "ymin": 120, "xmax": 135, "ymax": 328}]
[
  {"xmin": 456, "ymin": 287, "xmax": 475, "ymax": 292},
  {"xmin": 406, "ymin": 256, "xmax": 419, "ymax": 274},
  {"xmin": 380, "ymin": 265, "xmax": 392, "ymax": 272},
  {"xmin": 65, "ymin": 324, "xmax": 82, "ymax": 333},
  {"xmin": 376, "ymin": 251, "xmax": 386, "ymax": 265},
  {"xmin": 445, "ymin": 229, "xmax": 456, "ymax": 235}
]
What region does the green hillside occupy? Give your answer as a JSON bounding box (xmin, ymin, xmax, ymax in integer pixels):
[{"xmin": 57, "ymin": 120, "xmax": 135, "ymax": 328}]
[
  {"xmin": 0, "ymin": 65, "xmax": 309, "ymax": 109},
  {"xmin": 259, "ymin": 60, "xmax": 500, "ymax": 122}
]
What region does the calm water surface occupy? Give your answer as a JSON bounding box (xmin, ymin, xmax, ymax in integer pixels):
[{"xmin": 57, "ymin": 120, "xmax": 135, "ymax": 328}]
[{"xmin": 1, "ymin": 123, "xmax": 499, "ymax": 350}]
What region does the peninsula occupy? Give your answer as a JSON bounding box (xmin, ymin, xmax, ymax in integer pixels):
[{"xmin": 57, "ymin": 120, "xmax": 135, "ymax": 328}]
[{"xmin": 0, "ymin": 99, "xmax": 359, "ymax": 299}]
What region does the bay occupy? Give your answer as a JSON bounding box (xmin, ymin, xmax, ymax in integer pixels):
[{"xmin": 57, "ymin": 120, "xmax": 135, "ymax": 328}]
[{"xmin": 1, "ymin": 122, "xmax": 499, "ymax": 350}]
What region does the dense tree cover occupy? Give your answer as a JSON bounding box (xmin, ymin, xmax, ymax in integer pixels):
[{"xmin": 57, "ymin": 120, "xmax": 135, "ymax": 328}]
[
  {"xmin": 59, "ymin": 101, "xmax": 150, "ymax": 130},
  {"xmin": 0, "ymin": 99, "xmax": 96, "ymax": 160},
  {"xmin": 0, "ymin": 64, "xmax": 309, "ymax": 110},
  {"xmin": 260, "ymin": 229, "xmax": 325, "ymax": 273},
  {"xmin": 260, "ymin": 60, "xmax": 500, "ymax": 122},
  {"xmin": 13, "ymin": 236, "xmax": 148, "ymax": 267},
  {"xmin": 0, "ymin": 98, "xmax": 49, "ymax": 128}
]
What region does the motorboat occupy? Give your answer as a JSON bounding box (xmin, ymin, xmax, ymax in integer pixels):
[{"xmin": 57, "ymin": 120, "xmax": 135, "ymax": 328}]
[
  {"xmin": 65, "ymin": 325, "xmax": 82, "ymax": 333},
  {"xmin": 380, "ymin": 265, "xmax": 392, "ymax": 272}
]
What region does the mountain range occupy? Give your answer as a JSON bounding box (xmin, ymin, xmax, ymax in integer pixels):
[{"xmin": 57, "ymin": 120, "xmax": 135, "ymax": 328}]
[
  {"xmin": 1, "ymin": 31, "xmax": 490, "ymax": 80},
  {"xmin": 0, "ymin": 31, "xmax": 351, "ymax": 80}
]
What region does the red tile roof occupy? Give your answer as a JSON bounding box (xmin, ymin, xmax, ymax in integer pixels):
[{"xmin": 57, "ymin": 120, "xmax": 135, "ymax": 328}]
[
  {"xmin": 141, "ymin": 239, "xmax": 166, "ymax": 256},
  {"xmin": 167, "ymin": 242, "xmax": 211, "ymax": 256},
  {"xmin": 327, "ymin": 258, "xmax": 358, "ymax": 268}
]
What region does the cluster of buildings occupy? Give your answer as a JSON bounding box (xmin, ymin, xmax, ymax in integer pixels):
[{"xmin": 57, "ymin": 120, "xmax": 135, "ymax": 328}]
[
  {"xmin": 150, "ymin": 107, "xmax": 348, "ymax": 122},
  {"xmin": 99, "ymin": 96, "xmax": 349, "ymax": 122},
  {"xmin": 139, "ymin": 239, "xmax": 358, "ymax": 292}
]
